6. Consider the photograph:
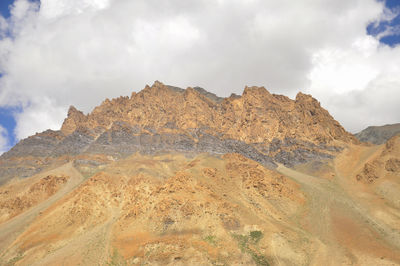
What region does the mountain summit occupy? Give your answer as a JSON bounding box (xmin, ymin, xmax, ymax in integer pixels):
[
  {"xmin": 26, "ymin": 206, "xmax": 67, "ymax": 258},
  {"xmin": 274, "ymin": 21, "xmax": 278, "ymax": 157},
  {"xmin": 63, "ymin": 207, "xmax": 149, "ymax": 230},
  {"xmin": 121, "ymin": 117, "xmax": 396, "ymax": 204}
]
[
  {"xmin": 1, "ymin": 81, "xmax": 355, "ymax": 184},
  {"xmin": 61, "ymin": 81, "xmax": 354, "ymax": 144}
]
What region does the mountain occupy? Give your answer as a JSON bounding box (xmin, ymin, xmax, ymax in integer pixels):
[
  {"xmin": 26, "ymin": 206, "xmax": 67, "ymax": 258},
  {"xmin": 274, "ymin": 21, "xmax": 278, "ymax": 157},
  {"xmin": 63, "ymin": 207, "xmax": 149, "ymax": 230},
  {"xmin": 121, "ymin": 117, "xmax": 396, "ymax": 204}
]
[
  {"xmin": 0, "ymin": 81, "xmax": 356, "ymax": 185},
  {"xmin": 0, "ymin": 82, "xmax": 399, "ymax": 265},
  {"xmin": 355, "ymin": 123, "xmax": 400, "ymax": 145}
]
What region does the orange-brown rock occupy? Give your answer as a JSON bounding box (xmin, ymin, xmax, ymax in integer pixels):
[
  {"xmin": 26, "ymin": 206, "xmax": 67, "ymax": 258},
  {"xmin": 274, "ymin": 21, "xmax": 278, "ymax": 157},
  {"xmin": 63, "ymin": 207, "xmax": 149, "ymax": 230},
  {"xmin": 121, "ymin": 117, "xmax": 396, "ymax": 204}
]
[
  {"xmin": 0, "ymin": 175, "xmax": 69, "ymax": 224},
  {"xmin": 356, "ymin": 135, "xmax": 400, "ymax": 183},
  {"xmin": 0, "ymin": 153, "xmax": 308, "ymax": 265},
  {"xmin": 0, "ymin": 147, "xmax": 399, "ymax": 265},
  {"xmin": 1, "ymin": 81, "xmax": 359, "ymax": 185},
  {"xmin": 0, "ymin": 81, "xmax": 399, "ymax": 266},
  {"xmin": 385, "ymin": 158, "xmax": 400, "ymax": 172},
  {"xmin": 61, "ymin": 106, "xmax": 88, "ymax": 135},
  {"xmin": 60, "ymin": 81, "xmax": 356, "ymax": 145}
]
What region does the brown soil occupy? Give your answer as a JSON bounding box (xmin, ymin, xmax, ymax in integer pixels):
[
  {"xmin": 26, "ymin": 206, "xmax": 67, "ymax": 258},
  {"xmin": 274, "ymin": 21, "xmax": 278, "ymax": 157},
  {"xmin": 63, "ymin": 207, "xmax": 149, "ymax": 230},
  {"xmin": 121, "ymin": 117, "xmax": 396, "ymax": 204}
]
[{"xmin": 0, "ymin": 148, "xmax": 399, "ymax": 265}]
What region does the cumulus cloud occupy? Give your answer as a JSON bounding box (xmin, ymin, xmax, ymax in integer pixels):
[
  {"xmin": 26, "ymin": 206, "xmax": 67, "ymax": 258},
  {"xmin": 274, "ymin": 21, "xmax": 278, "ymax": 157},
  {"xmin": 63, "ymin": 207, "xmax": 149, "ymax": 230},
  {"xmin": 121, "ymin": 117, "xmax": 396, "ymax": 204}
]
[
  {"xmin": 13, "ymin": 97, "xmax": 67, "ymax": 140},
  {"xmin": 307, "ymin": 35, "xmax": 400, "ymax": 132},
  {"xmin": 0, "ymin": 0, "xmax": 399, "ymax": 143}
]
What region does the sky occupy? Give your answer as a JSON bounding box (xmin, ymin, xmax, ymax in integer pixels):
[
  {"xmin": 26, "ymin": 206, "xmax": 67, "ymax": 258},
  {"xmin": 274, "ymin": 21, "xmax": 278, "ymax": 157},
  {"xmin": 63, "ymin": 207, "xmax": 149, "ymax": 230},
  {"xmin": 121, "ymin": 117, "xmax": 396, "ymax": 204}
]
[{"xmin": 0, "ymin": 0, "xmax": 400, "ymax": 154}]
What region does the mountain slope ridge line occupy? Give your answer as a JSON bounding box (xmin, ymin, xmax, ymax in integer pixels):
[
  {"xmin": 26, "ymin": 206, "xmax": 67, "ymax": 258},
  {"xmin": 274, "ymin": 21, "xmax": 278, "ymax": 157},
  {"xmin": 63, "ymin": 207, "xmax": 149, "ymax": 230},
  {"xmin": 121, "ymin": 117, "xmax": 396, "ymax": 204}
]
[{"xmin": 0, "ymin": 81, "xmax": 357, "ymax": 185}]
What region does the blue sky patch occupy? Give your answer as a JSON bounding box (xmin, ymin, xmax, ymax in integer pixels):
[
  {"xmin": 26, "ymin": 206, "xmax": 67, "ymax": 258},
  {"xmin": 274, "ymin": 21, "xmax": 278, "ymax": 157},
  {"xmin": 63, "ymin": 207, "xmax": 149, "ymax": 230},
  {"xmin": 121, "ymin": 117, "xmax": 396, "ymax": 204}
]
[
  {"xmin": 0, "ymin": 107, "xmax": 18, "ymax": 147},
  {"xmin": 367, "ymin": 0, "xmax": 400, "ymax": 47},
  {"xmin": 0, "ymin": 0, "xmax": 15, "ymax": 19}
]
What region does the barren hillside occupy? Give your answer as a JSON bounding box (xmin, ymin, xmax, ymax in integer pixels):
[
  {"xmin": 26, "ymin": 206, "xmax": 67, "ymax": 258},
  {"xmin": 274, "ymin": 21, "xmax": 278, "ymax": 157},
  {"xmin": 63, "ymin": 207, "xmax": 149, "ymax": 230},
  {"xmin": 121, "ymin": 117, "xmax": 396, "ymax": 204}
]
[{"xmin": 0, "ymin": 83, "xmax": 398, "ymax": 265}]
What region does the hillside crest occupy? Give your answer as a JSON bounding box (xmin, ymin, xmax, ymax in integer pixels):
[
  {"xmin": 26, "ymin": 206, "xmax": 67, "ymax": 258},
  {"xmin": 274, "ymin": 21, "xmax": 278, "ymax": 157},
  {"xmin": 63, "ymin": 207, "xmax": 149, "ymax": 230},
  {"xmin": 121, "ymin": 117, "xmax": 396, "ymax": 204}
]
[
  {"xmin": 0, "ymin": 81, "xmax": 356, "ymax": 184},
  {"xmin": 61, "ymin": 81, "xmax": 355, "ymax": 144}
]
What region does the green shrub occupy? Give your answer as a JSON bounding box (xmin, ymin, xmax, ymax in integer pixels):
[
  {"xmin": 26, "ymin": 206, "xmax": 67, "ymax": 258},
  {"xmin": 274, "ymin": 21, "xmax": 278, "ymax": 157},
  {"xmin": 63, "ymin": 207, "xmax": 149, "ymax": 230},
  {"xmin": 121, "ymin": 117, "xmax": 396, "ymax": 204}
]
[
  {"xmin": 203, "ymin": 235, "xmax": 217, "ymax": 246},
  {"xmin": 232, "ymin": 231, "xmax": 269, "ymax": 266},
  {"xmin": 251, "ymin": 253, "xmax": 270, "ymax": 266},
  {"xmin": 232, "ymin": 234, "xmax": 249, "ymax": 252},
  {"xmin": 250, "ymin": 230, "xmax": 263, "ymax": 243}
]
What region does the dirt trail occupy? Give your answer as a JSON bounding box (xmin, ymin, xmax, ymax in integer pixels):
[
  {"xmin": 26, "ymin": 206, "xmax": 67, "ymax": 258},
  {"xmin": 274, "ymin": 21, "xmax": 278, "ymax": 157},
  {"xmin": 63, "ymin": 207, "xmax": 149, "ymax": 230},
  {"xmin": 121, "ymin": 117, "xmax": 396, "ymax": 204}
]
[
  {"xmin": 277, "ymin": 164, "xmax": 342, "ymax": 263},
  {"xmin": 277, "ymin": 162, "xmax": 400, "ymax": 264},
  {"xmin": 0, "ymin": 162, "xmax": 85, "ymax": 257}
]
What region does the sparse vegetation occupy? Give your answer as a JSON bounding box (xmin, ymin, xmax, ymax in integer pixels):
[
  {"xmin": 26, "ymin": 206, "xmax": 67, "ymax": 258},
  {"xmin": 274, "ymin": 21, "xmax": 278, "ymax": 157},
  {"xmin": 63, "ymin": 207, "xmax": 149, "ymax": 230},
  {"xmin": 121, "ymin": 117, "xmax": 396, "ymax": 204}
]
[
  {"xmin": 203, "ymin": 235, "xmax": 217, "ymax": 246},
  {"xmin": 251, "ymin": 253, "xmax": 269, "ymax": 266},
  {"xmin": 250, "ymin": 230, "xmax": 263, "ymax": 243},
  {"xmin": 107, "ymin": 248, "xmax": 126, "ymax": 266},
  {"xmin": 6, "ymin": 252, "xmax": 24, "ymax": 266},
  {"xmin": 232, "ymin": 233, "xmax": 249, "ymax": 252},
  {"xmin": 81, "ymin": 168, "xmax": 101, "ymax": 179},
  {"xmin": 232, "ymin": 231, "xmax": 269, "ymax": 266}
]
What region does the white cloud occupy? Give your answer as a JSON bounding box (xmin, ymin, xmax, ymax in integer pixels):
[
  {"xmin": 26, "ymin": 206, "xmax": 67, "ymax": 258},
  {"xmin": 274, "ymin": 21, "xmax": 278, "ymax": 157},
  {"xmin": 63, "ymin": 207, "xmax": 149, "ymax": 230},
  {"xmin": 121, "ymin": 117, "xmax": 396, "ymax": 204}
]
[
  {"xmin": 0, "ymin": 125, "xmax": 9, "ymax": 155},
  {"xmin": 13, "ymin": 97, "xmax": 67, "ymax": 140},
  {"xmin": 40, "ymin": 0, "xmax": 111, "ymax": 18},
  {"xmin": 307, "ymin": 35, "xmax": 400, "ymax": 132},
  {"xmin": 0, "ymin": 0, "xmax": 399, "ymax": 142}
]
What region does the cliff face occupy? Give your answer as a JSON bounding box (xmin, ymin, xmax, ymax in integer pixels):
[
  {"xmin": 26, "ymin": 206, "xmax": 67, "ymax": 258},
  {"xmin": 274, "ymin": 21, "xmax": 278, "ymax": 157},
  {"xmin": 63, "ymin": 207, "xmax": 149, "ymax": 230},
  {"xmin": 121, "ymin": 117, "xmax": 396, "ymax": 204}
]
[
  {"xmin": 61, "ymin": 81, "xmax": 354, "ymax": 144},
  {"xmin": 0, "ymin": 81, "xmax": 356, "ymax": 184}
]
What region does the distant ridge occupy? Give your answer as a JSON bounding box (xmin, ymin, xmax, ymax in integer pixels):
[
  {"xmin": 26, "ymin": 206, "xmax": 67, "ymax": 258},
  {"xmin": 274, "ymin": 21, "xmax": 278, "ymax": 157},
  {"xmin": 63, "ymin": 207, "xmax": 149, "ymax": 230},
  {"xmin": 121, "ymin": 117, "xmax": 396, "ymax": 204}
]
[{"xmin": 355, "ymin": 123, "xmax": 400, "ymax": 145}]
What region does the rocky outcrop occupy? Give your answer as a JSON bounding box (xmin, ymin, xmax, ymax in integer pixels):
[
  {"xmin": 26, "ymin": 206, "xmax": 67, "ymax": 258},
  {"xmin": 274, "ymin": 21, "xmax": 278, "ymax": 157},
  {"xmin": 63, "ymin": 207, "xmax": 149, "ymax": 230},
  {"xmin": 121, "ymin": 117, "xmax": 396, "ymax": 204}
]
[
  {"xmin": 355, "ymin": 123, "xmax": 400, "ymax": 145},
  {"xmin": 60, "ymin": 106, "xmax": 88, "ymax": 136},
  {"xmin": 0, "ymin": 81, "xmax": 356, "ymax": 183},
  {"xmin": 0, "ymin": 174, "xmax": 69, "ymax": 223},
  {"xmin": 59, "ymin": 81, "xmax": 355, "ymax": 144},
  {"xmin": 1, "ymin": 130, "xmax": 64, "ymax": 159},
  {"xmin": 356, "ymin": 135, "xmax": 400, "ymax": 183},
  {"xmin": 385, "ymin": 158, "xmax": 400, "ymax": 172}
]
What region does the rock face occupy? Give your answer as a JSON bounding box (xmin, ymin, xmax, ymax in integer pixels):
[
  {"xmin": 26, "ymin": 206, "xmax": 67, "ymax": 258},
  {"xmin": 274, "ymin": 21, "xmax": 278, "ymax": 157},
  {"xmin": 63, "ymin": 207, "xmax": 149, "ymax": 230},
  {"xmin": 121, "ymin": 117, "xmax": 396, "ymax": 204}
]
[
  {"xmin": 355, "ymin": 123, "xmax": 400, "ymax": 145},
  {"xmin": 0, "ymin": 175, "xmax": 69, "ymax": 223},
  {"xmin": 59, "ymin": 81, "xmax": 354, "ymax": 144},
  {"xmin": 356, "ymin": 135, "xmax": 400, "ymax": 183},
  {"xmin": 0, "ymin": 81, "xmax": 356, "ymax": 184}
]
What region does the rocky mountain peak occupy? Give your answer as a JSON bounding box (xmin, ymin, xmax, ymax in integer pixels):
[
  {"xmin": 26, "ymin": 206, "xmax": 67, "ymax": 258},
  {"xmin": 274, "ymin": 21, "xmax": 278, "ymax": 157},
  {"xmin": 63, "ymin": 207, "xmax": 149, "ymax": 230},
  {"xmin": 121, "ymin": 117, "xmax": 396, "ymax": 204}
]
[
  {"xmin": 56, "ymin": 81, "xmax": 356, "ymax": 145},
  {"xmin": 67, "ymin": 105, "xmax": 82, "ymax": 116},
  {"xmin": 1, "ymin": 81, "xmax": 358, "ymax": 184},
  {"xmin": 295, "ymin": 91, "xmax": 313, "ymax": 101},
  {"xmin": 242, "ymin": 85, "xmax": 271, "ymax": 97},
  {"xmin": 61, "ymin": 106, "xmax": 87, "ymax": 135}
]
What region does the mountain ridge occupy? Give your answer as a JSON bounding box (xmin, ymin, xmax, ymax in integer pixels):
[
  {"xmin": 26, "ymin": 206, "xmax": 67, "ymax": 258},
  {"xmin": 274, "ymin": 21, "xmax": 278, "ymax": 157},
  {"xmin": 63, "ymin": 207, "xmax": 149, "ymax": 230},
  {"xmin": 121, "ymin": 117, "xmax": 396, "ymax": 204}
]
[
  {"xmin": 0, "ymin": 81, "xmax": 356, "ymax": 185},
  {"xmin": 0, "ymin": 82, "xmax": 399, "ymax": 265},
  {"xmin": 355, "ymin": 123, "xmax": 400, "ymax": 145},
  {"xmin": 60, "ymin": 81, "xmax": 355, "ymax": 144}
]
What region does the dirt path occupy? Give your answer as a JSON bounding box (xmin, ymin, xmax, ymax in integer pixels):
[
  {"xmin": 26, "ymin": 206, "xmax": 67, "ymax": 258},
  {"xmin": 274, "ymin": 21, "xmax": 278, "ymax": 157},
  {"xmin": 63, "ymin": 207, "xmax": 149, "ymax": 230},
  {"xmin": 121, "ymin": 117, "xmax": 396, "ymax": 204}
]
[
  {"xmin": 277, "ymin": 164, "xmax": 337, "ymax": 247},
  {"xmin": 277, "ymin": 163, "xmax": 400, "ymax": 265},
  {"xmin": 0, "ymin": 162, "xmax": 85, "ymax": 257}
]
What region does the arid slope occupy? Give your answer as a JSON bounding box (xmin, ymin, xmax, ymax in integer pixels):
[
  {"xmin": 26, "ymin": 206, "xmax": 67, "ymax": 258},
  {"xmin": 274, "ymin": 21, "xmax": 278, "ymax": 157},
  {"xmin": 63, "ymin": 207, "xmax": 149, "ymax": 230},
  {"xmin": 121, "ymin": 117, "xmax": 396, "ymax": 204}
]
[
  {"xmin": 0, "ymin": 148, "xmax": 399, "ymax": 265},
  {"xmin": 0, "ymin": 83, "xmax": 398, "ymax": 265}
]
